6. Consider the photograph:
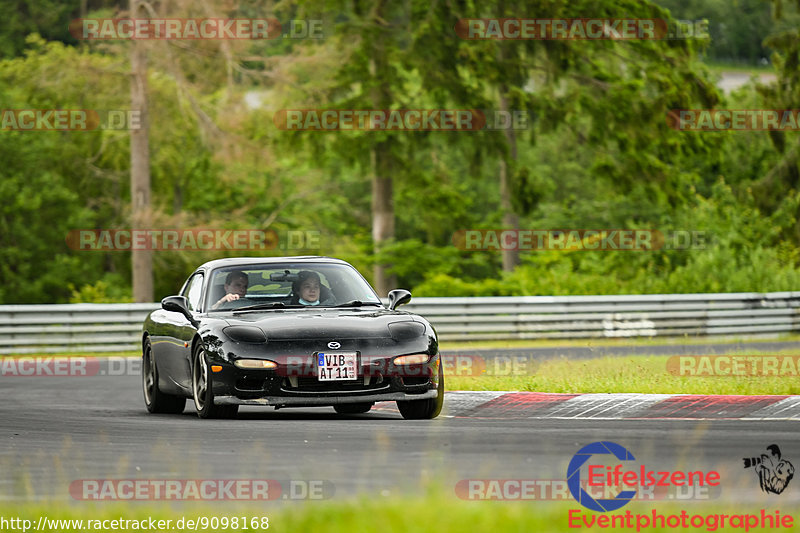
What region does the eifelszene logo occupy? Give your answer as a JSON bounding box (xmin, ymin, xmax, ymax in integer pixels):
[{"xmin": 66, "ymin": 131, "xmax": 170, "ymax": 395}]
[
  {"xmin": 568, "ymin": 441, "xmax": 637, "ymax": 512},
  {"xmin": 567, "ymin": 441, "xmax": 721, "ymax": 512},
  {"xmin": 743, "ymin": 445, "xmax": 794, "ymax": 494}
]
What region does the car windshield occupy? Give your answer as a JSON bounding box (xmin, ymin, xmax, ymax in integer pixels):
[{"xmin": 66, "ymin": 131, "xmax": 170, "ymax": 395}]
[{"xmin": 206, "ymin": 262, "xmax": 382, "ymax": 311}]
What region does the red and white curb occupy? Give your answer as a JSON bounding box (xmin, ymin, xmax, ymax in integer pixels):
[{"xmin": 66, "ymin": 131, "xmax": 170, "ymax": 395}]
[{"xmin": 375, "ymin": 392, "xmax": 800, "ymax": 420}]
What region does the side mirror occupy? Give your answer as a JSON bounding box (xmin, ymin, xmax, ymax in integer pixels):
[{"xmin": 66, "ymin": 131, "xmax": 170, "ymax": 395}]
[
  {"xmin": 387, "ymin": 289, "xmax": 412, "ymax": 310},
  {"xmin": 161, "ymin": 295, "xmax": 198, "ymax": 327}
]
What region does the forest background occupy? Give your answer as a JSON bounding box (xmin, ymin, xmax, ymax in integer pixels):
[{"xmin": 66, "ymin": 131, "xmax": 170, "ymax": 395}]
[{"xmin": 2, "ymin": 0, "xmax": 800, "ymax": 304}]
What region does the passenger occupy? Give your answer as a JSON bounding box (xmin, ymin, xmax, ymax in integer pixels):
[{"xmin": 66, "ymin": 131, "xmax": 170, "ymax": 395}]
[
  {"xmin": 212, "ymin": 271, "xmax": 248, "ymax": 309},
  {"xmin": 291, "ymin": 271, "xmax": 334, "ymax": 306}
]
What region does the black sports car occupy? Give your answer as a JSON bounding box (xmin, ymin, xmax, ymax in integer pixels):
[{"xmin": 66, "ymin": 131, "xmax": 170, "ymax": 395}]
[{"xmin": 141, "ymin": 256, "xmax": 443, "ymax": 419}]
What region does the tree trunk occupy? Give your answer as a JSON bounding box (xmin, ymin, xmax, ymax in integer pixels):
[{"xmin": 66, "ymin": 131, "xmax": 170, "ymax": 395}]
[
  {"xmin": 499, "ymin": 89, "xmax": 520, "ymax": 271},
  {"xmin": 130, "ymin": 0, "xmax": 153, "ymax": 302},
  {"xmin": 371, "ymin": 144, "xmax": 396, "ymax": 295},
  {"xmin": 368, "ymin": 1, "xmax": 397, "ymax": 295}
]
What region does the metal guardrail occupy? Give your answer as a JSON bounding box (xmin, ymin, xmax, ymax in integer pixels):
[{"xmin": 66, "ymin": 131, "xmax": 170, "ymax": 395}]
[
  {"xmin": 1, "ymin": 292, "xmax": 799, "ymax": 353},
  {"xmin": 0, "ymin": 303, "xmax": 158, "ymax": 354}
]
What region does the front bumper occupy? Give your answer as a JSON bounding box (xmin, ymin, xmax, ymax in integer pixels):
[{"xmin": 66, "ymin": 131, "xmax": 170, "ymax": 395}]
[
  {"xmin": 215, "ymin": 389, "xmax": 438, "ymax": 406},
  {"xmin": 207, "ymin": 350, "xmax": 440, "ymax": 405}
]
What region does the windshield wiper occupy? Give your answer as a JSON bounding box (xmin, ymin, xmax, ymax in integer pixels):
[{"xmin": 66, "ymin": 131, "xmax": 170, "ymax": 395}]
[
  {"xmin": 233, "ymin": 302, "xmax": 303, "ymax": 312},
  {"xmin": 331, "ymin": 300, "xmax": 383, "ymax": 308}
]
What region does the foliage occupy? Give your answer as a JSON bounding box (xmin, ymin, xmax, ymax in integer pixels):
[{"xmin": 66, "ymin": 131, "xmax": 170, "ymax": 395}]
[
  {"xmin": 1, "ymin": 1, "xmax": 800, "ymax": 303},
  {"xmin": 655, "ymin": 0, "xmax": 776, "ymax": 65},
  {"xmin": 69, "ymin": 273, "xmax": 133, "ymax": 303}
]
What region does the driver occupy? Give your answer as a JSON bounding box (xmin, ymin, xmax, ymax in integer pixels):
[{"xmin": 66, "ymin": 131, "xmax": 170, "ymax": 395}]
[{"xmin": 212, "ymin": 271, "xmax": 248, "ymax": 309}]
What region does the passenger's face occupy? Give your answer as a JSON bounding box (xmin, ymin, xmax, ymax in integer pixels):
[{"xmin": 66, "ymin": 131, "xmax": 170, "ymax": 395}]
[
  {"xmin": 225, "ymin": 277, "xmax": 248, "ymax": 297},
  {"xmin": 300, "ymin": 279, "xmax": 320, "ymax": 302}
]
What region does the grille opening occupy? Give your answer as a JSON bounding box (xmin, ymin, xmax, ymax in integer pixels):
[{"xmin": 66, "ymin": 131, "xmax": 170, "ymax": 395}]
[
  {"xmin": 235, "ymin": 377, "xmax": 267, "ymax": 391},
  {"xmin": 281, "ymin": 376, "xmax": 390, "ymax": 393}
]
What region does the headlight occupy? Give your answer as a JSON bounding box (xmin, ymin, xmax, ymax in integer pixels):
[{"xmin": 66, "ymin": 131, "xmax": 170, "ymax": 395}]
[
  {"xmin": 387, "ymin": 321, "xmax": 425, "ymax": 341},
  {"xmin": 234, "ymin": 359, "xmax": 277, "ymax": 369},
  {"xmin": 222, "ymin": 325, "xmax": 267, "ymax": 343},
  {"xmin": 393, "ymin": 354, "xmax": 431, "ymax": 365}
]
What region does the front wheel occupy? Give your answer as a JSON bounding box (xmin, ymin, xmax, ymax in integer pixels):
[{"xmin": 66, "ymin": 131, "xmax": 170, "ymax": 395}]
[
  {"xmin": 192, "ymin": 343, "xmax": 238, "ymax": 419},
  {"xmin": 397, "ymin": 361, "xmax": 444, "ymax": 420},
  {"xmin": 142, "ymin": 338, "xmax": 185, "ymax": 414}
]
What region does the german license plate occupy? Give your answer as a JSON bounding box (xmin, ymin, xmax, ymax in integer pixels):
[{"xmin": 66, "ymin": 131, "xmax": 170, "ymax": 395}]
[{"xmin": 316, "ymin": 352, "xmax": 358, "ymax": 381}]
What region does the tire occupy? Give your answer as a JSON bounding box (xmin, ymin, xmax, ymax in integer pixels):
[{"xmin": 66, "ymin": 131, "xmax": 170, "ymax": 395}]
[
  {"xmin": 397, "ymin": 360, "xmax": 444, "ymax": 420},
  {"xmin": 192, "ymin": 343, "xmax": 238, "ymax": 419},
  {"xmin": 334, "ymin": 402, "xmax": 374, "ymax": 414},
  {"xmin": 142, "ymin": 338, "xmax": 185, "ymax": 414}
]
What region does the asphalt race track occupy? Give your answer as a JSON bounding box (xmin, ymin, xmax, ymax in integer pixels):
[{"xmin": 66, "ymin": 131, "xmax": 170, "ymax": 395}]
[{"xmin": 2, "ymin": 351, "xmax": 800, "ymax": 508}]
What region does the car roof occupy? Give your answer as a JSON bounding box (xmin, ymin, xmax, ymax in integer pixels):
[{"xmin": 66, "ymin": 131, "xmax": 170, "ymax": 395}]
[{"xmin": 197, "ymin": 256, "xmax": 350, "ymax": 271}]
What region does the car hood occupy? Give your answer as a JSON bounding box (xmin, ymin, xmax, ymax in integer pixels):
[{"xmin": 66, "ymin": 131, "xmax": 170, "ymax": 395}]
[{"xmin": 219, "ymin": 307, "xmax": 420, "ymax": 339}]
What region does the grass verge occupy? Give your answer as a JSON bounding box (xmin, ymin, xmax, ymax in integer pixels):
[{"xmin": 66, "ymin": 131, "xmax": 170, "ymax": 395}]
[
  {"xmin": 2, "ymin": 497, "xmax": 790, "ymax": 533},
  {"xmin": 447, "ymin": 350, "xmax": 800, "ymax": 395}
]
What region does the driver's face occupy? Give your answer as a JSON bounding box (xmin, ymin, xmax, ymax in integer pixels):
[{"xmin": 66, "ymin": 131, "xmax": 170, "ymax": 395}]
[
  {"xmin": 225, "ymin": 278, "xmax": 248, "ymax": 297},
  {"xmin": 300, "ymin": 280, "xmax": 320, "ymax": 302}
]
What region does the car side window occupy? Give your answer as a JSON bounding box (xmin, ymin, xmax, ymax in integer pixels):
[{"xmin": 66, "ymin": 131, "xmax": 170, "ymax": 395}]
[{"xmin": 184, "ymin": 273, "xmax": 204, "ymax": 312}]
